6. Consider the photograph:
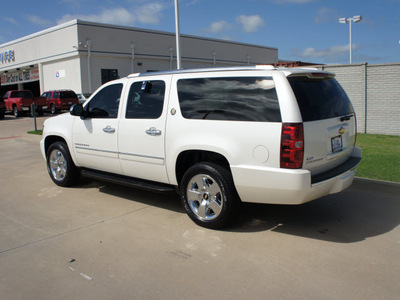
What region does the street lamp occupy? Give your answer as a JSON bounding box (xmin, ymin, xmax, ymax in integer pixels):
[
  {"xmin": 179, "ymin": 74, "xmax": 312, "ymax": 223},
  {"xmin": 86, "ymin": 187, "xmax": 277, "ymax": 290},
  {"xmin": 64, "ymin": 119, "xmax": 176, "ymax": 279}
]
[{"xmin": 339, "ymin": 15, "xmax": 362, "ymax": 64}]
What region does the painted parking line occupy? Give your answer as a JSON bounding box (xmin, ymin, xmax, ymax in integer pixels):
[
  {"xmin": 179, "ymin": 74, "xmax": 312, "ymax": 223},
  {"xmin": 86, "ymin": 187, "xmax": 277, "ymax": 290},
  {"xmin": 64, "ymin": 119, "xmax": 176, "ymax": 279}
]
[{"xmin": 0, "ymin": 136, "xmax": 22, "ymax": 140}]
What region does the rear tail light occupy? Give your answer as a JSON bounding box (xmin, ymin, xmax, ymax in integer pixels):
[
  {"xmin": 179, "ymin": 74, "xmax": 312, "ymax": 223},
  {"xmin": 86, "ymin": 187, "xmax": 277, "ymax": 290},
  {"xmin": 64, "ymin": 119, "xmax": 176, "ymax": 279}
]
[
  {"xmin": 280, "ymin": 123, "xmax": 304, "ymax": 169},
  {"xmin": 354, "ymin": 113, "xmax": 357, "ymax": 146}
]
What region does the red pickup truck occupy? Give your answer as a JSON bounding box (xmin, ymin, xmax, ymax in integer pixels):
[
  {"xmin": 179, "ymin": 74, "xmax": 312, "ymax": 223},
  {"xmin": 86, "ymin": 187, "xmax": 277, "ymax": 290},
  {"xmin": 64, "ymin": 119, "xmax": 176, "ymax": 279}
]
[{"xmin": 3, "ymin": 90, "xmax": 47, "ymax": 118}]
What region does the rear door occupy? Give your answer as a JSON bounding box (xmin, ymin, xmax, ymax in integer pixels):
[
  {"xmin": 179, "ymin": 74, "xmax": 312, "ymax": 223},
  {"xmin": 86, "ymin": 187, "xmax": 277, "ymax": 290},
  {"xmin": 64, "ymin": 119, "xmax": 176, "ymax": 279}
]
[
  {"xmin": 287, "ymin": 73, "xmax": 357, "ymax": 175},
  {"xmin": 118, "ymin": 76, "xmax": 170, "ymax": 183}
]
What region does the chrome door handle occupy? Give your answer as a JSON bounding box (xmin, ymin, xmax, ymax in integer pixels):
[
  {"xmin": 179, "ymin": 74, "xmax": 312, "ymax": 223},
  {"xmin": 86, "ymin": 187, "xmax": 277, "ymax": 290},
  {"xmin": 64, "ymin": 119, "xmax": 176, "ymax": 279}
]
[
  {"xmin": 145, "ymin": 127, "xmax": 162, "ymax": 136},
  {"xmin": 103, "ymin": 126, "xmax": 115, "ymax": 133}
]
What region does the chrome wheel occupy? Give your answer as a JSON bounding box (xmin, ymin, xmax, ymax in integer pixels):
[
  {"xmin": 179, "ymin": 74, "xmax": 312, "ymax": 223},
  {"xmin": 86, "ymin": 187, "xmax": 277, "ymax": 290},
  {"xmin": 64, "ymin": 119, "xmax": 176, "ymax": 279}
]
[
  {"xmin": 13, "ymin": 106, "xmax": 19, "ymax": 118},
  {"xmin": 49, "ymin": 149, "xmax": 67, "ymax": 181},
  {"xmin": 50, "ymin": 104, "xmax": 56, "ymax": 114},
  {"xmin": 186, "ymin": 173, "xmax": 223, "ymax": 221}
]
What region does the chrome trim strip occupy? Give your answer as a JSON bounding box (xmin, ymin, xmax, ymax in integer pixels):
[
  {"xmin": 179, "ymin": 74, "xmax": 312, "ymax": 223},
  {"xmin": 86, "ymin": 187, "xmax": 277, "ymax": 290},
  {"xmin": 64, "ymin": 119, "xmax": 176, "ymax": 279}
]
[
  {"xmin": 119, "ymin": 151, "xmax": 164, "ymax": 161},
  {"xmin": 75, "ymin": 146, "xmax": 118, "ymax": 154},
  {"xmin": 75, "ymin": 146, "xmax": 164, "ymax": 160}
]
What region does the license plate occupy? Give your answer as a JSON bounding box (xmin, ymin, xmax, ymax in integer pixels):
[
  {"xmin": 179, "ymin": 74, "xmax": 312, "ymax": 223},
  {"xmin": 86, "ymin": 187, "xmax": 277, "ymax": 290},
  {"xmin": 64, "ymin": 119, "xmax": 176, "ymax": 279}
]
[{"xmin": 331, "ymin": 135, "xmax": 343, "ymax": 152}]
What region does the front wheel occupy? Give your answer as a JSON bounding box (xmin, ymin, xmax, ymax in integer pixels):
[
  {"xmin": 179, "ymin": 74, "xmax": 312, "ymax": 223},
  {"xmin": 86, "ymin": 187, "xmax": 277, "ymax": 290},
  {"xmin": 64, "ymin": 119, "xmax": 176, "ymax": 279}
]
[
  {"xmin": 46, "ymin": 141, "xmax": 80, "ymax": 187},
  {"xmin": 50, "ymin": 104, "xmax": 57, "ymax": 114},
  {"xmin": 180, "ymin": 162, "xmax": 240, "ymax": 229}
]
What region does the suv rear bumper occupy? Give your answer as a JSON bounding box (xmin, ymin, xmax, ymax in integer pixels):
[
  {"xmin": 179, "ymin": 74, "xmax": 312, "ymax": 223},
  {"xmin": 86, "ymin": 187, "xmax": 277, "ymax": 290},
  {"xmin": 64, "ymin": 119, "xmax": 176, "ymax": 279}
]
[{"xmin": 231, "ymin": 147, "xmax": 362, "ymax": 205}]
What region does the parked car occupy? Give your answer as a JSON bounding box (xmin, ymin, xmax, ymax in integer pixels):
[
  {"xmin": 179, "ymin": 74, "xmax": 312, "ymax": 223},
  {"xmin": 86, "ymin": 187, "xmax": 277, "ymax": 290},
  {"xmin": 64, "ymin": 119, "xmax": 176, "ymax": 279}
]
[
  {"xmin": 0, "ymin": 95, "xmax": 5, "ymax": 119},
  {"xmin": 41, "ymin": 90, "xmax": 79, "ymax": 114},
  {"xmin": 3, "ymin": 90, "xmax": 47, "ymax": 118},
  {"xmin": 77, "ymin": 93, "xmax": 91, "ymax": 104},
  {"xmin": 41, "ymin": 66, "xmax": 362, "ymax": 229}
]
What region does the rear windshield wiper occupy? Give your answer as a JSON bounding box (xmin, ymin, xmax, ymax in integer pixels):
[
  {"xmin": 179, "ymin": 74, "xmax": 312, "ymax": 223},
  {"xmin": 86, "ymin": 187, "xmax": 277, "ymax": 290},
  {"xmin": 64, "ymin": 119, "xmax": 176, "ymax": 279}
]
[{"xmin": 340, "ymin": 114, "xmax": 354, "ymax": 122}]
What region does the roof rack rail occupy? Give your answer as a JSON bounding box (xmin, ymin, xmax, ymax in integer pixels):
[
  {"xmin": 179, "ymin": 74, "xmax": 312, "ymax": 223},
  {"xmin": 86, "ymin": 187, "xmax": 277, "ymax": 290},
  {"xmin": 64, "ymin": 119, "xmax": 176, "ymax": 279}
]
[{"xmin": 127, "ymin": 65, "xmax": 276, "ymax": 78}]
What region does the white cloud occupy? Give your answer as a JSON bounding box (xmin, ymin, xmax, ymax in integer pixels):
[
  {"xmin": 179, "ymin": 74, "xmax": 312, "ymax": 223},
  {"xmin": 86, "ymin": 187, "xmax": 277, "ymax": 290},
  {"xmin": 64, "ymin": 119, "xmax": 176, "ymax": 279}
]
[
  {"xmin": 136, "ymin": 3, "xmax": 164, "ymax": 24},
  {"xmin": 27, "ymin": 15, "xmax": 52, "ymax": 28},
  {"xmin": 58, "ymin": 3, "xmax": 165, "ymax": 26},
  {"xmin": 314, "ymin": 7, "xmax": 337, "ymax": 24},
  {"xmin": 207, "ymin": 21, "xmax": 233, "ymax": 34},
  {"xmin": 236, "ymin": 15, "xmax": 265, "ymax": 33},
  {"xmin": 4, "ymin": 17, "xmax": 19, "ymax": 26},
  {"xmin": 58, "ymin": 8, "xmax": 136, "ymax": 26},
  {"xmin": 294, "ymin": 44, "xmax": 359, "ymax": 60}
]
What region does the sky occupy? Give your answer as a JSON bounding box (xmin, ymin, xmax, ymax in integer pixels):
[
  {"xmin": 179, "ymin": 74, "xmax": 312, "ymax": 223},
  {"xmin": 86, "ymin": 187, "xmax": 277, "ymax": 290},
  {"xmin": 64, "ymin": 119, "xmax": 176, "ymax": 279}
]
[{"xmin": 2, "ymin": 0, "xmax": 400, "ymax": 64}]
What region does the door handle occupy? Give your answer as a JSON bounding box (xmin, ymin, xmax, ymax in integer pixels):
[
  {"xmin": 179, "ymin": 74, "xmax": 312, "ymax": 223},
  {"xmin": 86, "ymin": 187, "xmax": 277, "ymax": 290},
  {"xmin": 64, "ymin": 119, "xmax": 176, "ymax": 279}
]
[
  {"xmin": 103, "ymin": 126, "xmax": 115, "ymax": 133},
  {"xmin": 145, "ymin": 127, "xmax": 162, "ymax": 136}
]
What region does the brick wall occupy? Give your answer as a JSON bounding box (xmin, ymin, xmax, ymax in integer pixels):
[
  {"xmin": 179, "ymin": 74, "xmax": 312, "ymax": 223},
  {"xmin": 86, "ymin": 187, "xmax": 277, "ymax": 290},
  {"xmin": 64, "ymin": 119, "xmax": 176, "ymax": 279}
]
[{"xmin": 318, "ymin": 63, "xmax": 400, "ymax": 136}]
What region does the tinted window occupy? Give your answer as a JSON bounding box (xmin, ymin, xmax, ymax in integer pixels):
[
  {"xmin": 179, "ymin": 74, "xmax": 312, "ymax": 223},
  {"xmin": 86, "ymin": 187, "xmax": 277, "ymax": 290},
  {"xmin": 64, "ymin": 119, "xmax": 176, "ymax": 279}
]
[
  {"xmin": 61, "ymin": 91, "xmax": 77, "ymax": 98},
  {"xmin": 177, "ymin": 77, "xmax": 281, "ymax": 122},
  {"xmin": 87, "ymin": 84, "xmax": 123, "ymax": 118},
  {"xmin": 126, "ymin": 81, "xmax": 165, "ymax": 119},
  {"xmin": 11, "ymin": 91, "xmax": 33, "ymax": 98},
  {"xmin": 288, "ymin": 76, "xmax": 354, "ymax": 122}
]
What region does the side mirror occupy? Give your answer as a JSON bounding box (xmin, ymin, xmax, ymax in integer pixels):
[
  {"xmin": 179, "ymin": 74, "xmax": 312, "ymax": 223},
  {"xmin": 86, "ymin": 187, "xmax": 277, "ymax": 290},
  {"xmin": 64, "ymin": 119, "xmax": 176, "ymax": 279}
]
[{"xmin": 70, "ymin": 104, "xmax": 85, "ymax": 118}]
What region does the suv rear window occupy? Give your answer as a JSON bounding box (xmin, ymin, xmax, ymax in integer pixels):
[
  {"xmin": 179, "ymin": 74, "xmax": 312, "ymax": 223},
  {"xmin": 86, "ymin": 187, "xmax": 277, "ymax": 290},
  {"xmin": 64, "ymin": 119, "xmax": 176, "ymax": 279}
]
[
  {"xmin": 11, "ymin": 91, "xmax": 33, "ymax": 98},
  {"xmin": 60, "ymin": 91, "xmax": 77, "ymax": 98},
  {"xmin": 288, "ymin": 76, "xmax": 354, "ymax": 122},
  {"xmin": 177, "ymin": 77, "xmax": 281, "ymax": 122}
]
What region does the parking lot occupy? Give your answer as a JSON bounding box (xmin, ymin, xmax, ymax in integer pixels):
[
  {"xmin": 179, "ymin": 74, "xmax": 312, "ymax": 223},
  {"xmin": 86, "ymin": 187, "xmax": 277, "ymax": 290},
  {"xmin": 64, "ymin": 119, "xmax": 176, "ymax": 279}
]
[{"xmin": 1, "ymin": 115, "xmax": 400, "ymax": 299}]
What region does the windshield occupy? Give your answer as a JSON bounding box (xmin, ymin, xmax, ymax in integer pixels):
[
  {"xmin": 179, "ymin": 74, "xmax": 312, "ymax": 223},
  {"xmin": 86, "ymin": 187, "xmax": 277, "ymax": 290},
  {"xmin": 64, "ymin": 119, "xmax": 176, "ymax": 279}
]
[{"xmin": 288, "ymin": 76, "xmax": 354, "ymax": 122}]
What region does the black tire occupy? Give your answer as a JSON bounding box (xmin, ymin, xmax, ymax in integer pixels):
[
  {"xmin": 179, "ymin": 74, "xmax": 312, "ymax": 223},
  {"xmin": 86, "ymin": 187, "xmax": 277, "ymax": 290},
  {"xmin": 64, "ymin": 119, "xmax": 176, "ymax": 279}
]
[
  {"xmin": 180, "ymin": 162, "xmax": 240, "ymax": 229},
  {"xmin": 13, "ymin": 106, "xmax": 20, "ymax": 118},
  {"xmin": 0, "ymin": 111, "xmax": 4, "ymax": 120},
  {"xmin": 46, "ymin": 141, "xmax": 80, "ymax": 187},
  {"xmin": 50, "ymin": 104, "xmax": 57, "ymax": 115}
]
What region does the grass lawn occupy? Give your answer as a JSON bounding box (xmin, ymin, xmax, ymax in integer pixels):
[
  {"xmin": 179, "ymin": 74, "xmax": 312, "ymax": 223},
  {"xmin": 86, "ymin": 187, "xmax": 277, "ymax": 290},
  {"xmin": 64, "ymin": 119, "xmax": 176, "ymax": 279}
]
[
  {"xmin": 356, "ymin": 133, "xmax": 400, "ymax": 183},
  {"xmin": 27, "ymin": 130, "xmax": 43, "ymax": 135}
]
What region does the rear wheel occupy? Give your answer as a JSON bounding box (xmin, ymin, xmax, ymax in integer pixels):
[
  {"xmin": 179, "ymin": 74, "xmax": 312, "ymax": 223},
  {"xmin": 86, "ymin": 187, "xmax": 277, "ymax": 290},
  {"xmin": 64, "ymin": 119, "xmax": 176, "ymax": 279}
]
[
  {"xmin": 180, "ymin": 162, "xmax": 240, "ymax": 229},
  {"xmin": 13, "ymin": 106, "xmax": 20, "ymax": 118},
  {"xmin": 46, "ymin": 141, "xmax": 80, "ymax": 187}
]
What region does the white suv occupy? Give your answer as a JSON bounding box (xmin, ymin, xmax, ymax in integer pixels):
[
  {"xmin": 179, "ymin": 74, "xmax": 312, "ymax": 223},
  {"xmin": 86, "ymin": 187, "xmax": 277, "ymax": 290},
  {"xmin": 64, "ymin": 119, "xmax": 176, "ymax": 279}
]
[{"xmin": 41, "ymin": 66, "xmax": 362, "ymax": 228}]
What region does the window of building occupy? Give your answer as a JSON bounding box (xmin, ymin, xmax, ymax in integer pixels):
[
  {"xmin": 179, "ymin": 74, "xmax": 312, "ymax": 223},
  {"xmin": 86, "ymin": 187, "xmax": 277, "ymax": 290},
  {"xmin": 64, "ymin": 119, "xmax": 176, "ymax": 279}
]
[{"xmin": 101, "ymin": 69, "xmax": 119, "ymax": 85}]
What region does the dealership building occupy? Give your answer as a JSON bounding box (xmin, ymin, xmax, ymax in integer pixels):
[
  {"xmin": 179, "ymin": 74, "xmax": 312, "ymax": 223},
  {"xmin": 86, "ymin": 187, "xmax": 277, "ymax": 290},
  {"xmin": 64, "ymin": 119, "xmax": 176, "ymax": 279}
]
[{"xmin": 0, "ymin": 19, "xmax": 278, "ymax": 97}]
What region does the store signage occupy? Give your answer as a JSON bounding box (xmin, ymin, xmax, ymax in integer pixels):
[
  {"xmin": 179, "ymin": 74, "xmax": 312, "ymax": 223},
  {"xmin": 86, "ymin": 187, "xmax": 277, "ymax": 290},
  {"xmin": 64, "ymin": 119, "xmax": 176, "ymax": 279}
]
[
  {"xmin": 0, "ymin": 69, "xmax": 39, "ymax": 85},
  {"xmin": 0, "ymin": 50, "xmax": 15, "ymax": 63},
  {"xmin": 56, "ymin": 70, "xmax": 66, "ymax": 78}
]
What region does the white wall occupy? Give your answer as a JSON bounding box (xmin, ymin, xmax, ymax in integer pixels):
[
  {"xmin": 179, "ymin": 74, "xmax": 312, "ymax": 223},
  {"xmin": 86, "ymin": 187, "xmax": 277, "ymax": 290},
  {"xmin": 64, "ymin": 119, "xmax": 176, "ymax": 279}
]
[{"xmin": 41, "ymin": 57, "xmax": 82, "ymax": 93}]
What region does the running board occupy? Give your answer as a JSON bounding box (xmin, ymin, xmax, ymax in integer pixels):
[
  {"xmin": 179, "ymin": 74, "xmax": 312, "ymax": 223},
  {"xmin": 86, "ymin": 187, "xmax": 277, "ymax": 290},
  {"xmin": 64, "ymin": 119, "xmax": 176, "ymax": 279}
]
[{"xmin": 81, "ymin": 169, "xmax": 177, "ymax": 193}]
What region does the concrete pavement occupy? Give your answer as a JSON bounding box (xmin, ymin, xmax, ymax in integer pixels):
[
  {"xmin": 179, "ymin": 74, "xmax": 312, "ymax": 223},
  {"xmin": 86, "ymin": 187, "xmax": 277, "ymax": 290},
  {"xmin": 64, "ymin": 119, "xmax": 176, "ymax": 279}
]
[{"xmin": 1, "ymin": 115, "xmax": 399, "ymax": 299}]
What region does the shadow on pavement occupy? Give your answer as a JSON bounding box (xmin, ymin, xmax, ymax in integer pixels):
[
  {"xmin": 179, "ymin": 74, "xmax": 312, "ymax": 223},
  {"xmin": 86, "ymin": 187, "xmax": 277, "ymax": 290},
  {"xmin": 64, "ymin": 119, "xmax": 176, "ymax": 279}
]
[
  {"xmin": 78, "ymin": 177, "xmax": 400, "ymax": 243},
  {"xmin": 231, "ymin": 178, "xmax": 400, "ymax": 243},
  {"xmin": 78, "ymin": 177, "xmax": 185, "ymax": 214}
]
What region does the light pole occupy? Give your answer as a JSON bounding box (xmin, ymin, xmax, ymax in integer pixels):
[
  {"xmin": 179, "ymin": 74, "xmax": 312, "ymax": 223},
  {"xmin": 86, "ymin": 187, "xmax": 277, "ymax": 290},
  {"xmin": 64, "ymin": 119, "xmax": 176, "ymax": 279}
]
[
  {"xmin": 174, "ymin": 0, "xmax": 182, "ymax": 69},
  {"xmin": 85, "ymin": 39, "xmax": 92, "ymax": 93},
  {"xmin": 339, "ymin": 15, "xmax": 362, "ymax": 64}
]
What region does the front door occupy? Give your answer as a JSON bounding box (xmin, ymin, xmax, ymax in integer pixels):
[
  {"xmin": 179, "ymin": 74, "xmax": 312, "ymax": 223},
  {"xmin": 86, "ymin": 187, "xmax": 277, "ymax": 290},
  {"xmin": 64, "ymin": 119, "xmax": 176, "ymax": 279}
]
[{"xmin": 72, "ymin": 82, "xmax": 124, "ymax": 174}]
